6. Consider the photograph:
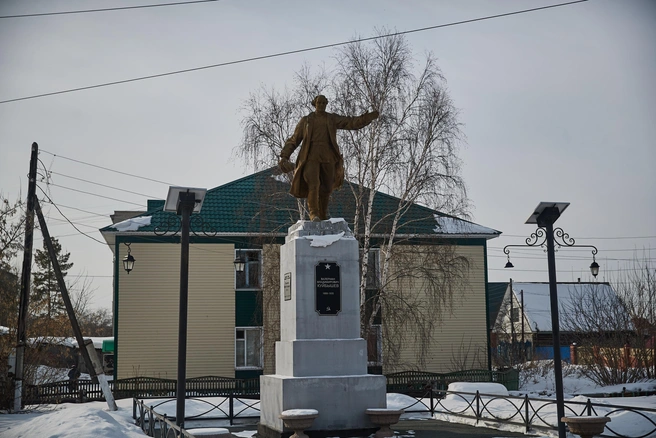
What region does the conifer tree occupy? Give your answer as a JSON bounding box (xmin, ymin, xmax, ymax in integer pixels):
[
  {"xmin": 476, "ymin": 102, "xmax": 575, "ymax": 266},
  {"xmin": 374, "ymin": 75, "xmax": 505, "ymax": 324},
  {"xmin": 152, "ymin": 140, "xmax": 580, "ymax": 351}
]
[{"xmin": 32, "ymin": 237, "xmax": 73, "ymax": 320}]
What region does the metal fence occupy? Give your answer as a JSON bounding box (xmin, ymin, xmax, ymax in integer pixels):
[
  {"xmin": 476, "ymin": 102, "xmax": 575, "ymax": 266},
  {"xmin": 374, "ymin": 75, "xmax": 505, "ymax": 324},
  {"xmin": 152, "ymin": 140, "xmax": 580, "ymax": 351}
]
[
  {"xmin": 24, "ymin": 369, "xmax": 514, "ymax": 404},
  {"xmin": 24, "ymin": 374, "xmax": 656, "ymax": 438},
  {"xmin": 400, "ymin": 388, "xmax": 656, "ymax": 438},
  {"xmin": 385, "ymin": 368, "xmax": 520, "ymax": 393},
  {"xmin": 24, "ymin": 376, "xmax": 260, "ymax": 405},
  {"xmin": 133, "ymin": 394, "xmax": 260, "ymax": 437}
]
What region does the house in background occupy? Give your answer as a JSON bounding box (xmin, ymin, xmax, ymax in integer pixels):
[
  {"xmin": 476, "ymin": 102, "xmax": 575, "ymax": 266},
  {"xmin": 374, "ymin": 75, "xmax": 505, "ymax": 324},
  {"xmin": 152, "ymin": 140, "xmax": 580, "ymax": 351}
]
[
  {"xmin": 492, "ymin": 281, "xmax": 629, "ymax": 365},
  {"xmin": 487, "ymin": 281, "xmax": 510, "ymax": 364},
  {"xmin": 99, "ymin": 167, "xmax": 500, "ymax": 380}
]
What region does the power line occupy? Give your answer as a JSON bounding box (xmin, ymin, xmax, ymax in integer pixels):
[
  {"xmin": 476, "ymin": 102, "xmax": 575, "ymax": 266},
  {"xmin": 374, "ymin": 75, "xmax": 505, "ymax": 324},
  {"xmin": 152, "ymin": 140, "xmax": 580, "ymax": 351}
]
[
  {"xmin": 489, "ymin": 246, "xmax": 655, "ymax": 253},
  {"xmin": 501, "ymin": 234, "xmax": 656, "ymax": 240},
  {"xmin": 0, "ymin": 0, "xmax": 588, "ymax": 104},
  {"xmin": 489, "ymin": 267, "xmax": 647, "ymax": 273},
  {"xmin": 49, "ymin": 171, "xmax": 160, "ymax": 199},
  {"xmin": 487, "ymin": 253, "xmax": 656, "ymax": 263},
  {"xmin": 44, "ymin": 202, "xmax": 113, "ymax": 219},
  {"xmin": 47, "ymin": 183, "xmax": 146, "ymax": 207},
  {"xmin": 0, "ymin": 0, "xmax": 220, "ymax": 19},
  {"xmin": 45, "ymin": 216, "xmax": 105, "ymax": 230},
  {"xmin": 40, "ymin": 149, "xmax": 176, "ymax": 186},
  {"xmin": 36, "ymin": 186, "xmax": 110, "ymax": 245}
]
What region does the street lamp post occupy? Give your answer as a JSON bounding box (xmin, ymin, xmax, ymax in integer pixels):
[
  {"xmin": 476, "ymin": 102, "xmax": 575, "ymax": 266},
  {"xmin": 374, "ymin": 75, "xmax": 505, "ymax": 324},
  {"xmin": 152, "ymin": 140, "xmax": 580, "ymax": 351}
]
[
  {"xmin": 504, "ymin": 202, "xmax": 599, "ymax": 438},
  {"xmin": 163, "ymin": 187, "xmax": 207, "ymax": 428}
]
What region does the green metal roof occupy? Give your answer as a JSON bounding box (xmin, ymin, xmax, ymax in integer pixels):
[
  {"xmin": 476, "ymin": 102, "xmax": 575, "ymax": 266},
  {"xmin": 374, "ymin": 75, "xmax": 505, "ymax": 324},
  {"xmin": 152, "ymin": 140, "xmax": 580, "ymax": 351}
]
[{"xmin": 100, "ymin": 167, "xmax": 500, "ymax": 239}]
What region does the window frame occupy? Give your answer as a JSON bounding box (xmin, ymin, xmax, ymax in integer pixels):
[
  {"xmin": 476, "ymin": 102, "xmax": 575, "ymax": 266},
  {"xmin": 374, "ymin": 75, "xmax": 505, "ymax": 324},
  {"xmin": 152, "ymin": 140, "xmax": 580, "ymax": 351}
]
[
  {"xmin": 235, "ymin": 249, "xmax": 263, "ymax": 291},
  {"xmin": 235, "ymin": 326, "xmax": 263, "ymax": 370},
  {"xmin": 367, "ymin": 323, "xmax": 383, "ymax": 366}
]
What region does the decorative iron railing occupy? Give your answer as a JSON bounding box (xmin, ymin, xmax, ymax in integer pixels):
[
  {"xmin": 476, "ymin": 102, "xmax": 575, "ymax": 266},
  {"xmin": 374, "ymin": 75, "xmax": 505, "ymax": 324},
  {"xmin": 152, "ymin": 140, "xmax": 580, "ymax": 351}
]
[
  {"xmin": 133, "ymin": 394, "xmax": 260, "ymax": 437},
  {"xmin": 385, "ymin": 368, "xmax": 520, "ymax": 393},
  {"xmin": 24, "ymin": 376, "xmax": 260, "ymax": 405},
  {"xmin": 24, "ymin": 369, "xmax": 516, "ymax": 404},
  {"xmin": 23, "ymin": 375, "xmax": 656, "ymax": 437},
  {"xmin": 399, "ymin": 388, "xmax": 656, "ymax": 438}
]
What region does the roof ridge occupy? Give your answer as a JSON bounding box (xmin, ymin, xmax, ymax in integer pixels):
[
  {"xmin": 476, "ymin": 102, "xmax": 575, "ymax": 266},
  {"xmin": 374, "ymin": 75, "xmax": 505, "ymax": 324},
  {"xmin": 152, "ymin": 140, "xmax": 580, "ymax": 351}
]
[
  {"xmin": 343, "ymin": 181, "xmax": 495, "ymax": 230},
  {"xmin": 206, "ymin": 166, "xmax": 277, "ymax": 194}
]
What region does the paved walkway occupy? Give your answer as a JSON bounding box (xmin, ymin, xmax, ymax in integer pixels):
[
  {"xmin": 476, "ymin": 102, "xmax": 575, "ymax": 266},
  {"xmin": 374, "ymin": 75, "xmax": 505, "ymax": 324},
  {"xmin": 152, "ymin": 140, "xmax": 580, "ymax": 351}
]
[
  {"xmin": 393, "ymin": 419, "xmax": 537, "ymax": 438},
  {"xmin": 228, "ymin": 419, "xmax": 539, "ymax": 438}
]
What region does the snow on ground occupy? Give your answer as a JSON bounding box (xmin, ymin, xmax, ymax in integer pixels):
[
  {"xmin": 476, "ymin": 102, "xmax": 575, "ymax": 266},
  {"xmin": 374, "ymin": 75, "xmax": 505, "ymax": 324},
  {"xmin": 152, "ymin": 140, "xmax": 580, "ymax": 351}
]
[
  {"xmin": 0, "ymin": 398, "xmax": 146, "ymax": 438},
  {"xmin": 1, "ymin": 365, "xmax": 655, "ymax": 438}
]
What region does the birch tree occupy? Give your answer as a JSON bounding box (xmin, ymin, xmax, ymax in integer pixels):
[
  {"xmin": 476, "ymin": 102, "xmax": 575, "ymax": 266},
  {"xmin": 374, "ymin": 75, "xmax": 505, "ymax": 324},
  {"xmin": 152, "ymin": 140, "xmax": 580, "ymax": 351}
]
[{"xmin": 236, "ymin": 32, "xmax": 472, "ymax": 370}]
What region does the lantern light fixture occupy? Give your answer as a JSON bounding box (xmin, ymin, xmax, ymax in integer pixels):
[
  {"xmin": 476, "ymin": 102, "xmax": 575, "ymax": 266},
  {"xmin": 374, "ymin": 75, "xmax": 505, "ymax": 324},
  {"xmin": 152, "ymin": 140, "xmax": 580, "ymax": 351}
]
[{"xmin": 123, "ymin": 243, "xmax": 135, "ymax": 274}]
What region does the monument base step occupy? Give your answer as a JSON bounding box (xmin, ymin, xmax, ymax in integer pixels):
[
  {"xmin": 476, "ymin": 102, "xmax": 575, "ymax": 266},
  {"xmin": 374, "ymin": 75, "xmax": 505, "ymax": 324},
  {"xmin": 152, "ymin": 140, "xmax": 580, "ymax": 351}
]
[{"xmin": 259, "ymin": 374, "xmax": 386, "ymax": 434}]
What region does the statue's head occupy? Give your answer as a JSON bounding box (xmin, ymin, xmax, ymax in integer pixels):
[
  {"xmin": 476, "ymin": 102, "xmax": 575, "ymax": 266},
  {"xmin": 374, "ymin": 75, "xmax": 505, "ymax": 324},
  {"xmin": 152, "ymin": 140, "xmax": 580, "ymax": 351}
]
[{"xmin": 312, "ymin": 95, "xmax": 328, "ymax": 114}]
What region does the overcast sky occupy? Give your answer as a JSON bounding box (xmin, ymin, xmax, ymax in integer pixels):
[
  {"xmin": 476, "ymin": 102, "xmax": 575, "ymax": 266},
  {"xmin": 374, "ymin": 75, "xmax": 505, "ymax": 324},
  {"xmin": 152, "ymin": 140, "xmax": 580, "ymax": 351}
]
[{"xmin": 1, "ymin": 0, "xmax": 654, "ymax": 311}]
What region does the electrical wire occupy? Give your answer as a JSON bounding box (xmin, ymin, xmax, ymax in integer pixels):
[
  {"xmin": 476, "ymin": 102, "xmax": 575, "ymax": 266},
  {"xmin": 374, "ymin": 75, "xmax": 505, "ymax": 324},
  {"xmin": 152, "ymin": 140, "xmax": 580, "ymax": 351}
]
[
  {"xmin": 40, "ymin": 149, "xmax": 176, "ymax": 186},
  {"xmin": 43, "ymin": 202, "xmax": 114, "ymax": 219},
  {"xmin": 0, "ymin": 0, "xmax": 220, "ymax": 19},
  {"xmin": 489, "ymin": 246, "xmax": 655, "ymax": 253},
  {"xmin": 0, "ymin": 0, "xmax": 589, "ymax": 104},
  {"xmin": 49, "ymin": 171, "xmax": 160, "ymax": 199},
  {"xmin": 501, "ymin": 233, "xmax": 656, "ymax": 240},
  {"xmin": 37, "ymin": 186, "xmax": 108, "ymax": 245},
  {"xmin": 47, "ymin": 183, "xmax": 148, "ymax": 207},
  {"xmin": 45, "ymin": 216, "xmax": 106, "ymax": 229}
]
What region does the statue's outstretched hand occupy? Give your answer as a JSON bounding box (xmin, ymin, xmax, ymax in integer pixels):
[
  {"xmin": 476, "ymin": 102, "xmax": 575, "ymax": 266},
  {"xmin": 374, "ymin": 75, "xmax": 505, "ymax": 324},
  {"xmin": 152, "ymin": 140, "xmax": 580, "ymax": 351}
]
[
  {"xmin": 279, "ymin": 157, "xmax": 295, "ymax": 173},
  {"xmin": 365, "ymin": 110, "xmax": 379, "ymax": 123}
]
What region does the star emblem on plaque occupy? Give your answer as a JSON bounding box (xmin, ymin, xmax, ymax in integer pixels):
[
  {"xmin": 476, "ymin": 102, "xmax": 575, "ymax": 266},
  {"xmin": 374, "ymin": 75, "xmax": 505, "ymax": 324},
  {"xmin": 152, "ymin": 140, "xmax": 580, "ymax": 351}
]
[{"xmin": 315, "ymin": 261, "xmax": 341, "ymax": 315}]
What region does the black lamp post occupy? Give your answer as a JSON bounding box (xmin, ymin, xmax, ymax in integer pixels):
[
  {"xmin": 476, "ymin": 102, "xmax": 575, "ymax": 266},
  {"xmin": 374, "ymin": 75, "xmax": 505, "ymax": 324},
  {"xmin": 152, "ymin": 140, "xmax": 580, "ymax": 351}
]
[
  {"xmin": 122, "ymin": 243, "xmax": 135, "ymax": 274},
  {"xmin": 163, "ymin": 186, "xmax": 207, "ymax": 428},
  {"xmin": 503, "ymin": 202, "xmax": 599, "ymax": 438}
]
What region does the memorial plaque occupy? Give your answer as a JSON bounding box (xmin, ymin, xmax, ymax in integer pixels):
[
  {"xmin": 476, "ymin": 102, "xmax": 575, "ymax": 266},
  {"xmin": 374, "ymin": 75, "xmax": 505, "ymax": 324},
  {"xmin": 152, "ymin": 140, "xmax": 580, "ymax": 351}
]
[
  {"xmin": 315, "ymin": 262, "xmax": 341, "ymax": 315},
  {"xmin": 284, "ymin": 272, "xmax": 292, "ymax": 301}
]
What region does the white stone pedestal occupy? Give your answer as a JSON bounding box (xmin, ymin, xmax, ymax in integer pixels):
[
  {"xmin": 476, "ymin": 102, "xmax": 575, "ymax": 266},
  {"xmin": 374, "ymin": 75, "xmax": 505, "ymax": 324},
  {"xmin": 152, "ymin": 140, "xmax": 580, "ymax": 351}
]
[{"xmin": 258, "ymin": 220, "xmax": 386, "ymax": 437}]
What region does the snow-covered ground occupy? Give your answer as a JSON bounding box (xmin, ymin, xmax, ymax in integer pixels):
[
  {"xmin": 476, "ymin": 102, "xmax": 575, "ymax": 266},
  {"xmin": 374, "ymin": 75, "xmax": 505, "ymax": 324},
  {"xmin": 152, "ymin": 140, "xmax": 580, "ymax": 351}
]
[{"xmin": 1, "ymin": 365, "xmax": 655, "ymax": 438}]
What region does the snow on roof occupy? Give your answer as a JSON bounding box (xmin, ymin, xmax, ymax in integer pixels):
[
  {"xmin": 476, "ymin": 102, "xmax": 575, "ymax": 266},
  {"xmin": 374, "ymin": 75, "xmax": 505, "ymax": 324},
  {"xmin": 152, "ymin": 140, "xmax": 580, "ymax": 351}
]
[
  {"xmin": 71, "ymin": 337, "xmax": 114, "ymax": 349},
  {"xmin": 28, "ymin": 336, "xmax": 76, "ymax": 348},
  {"xmin": 270, "ymin": 173, "xmax": 289, "ymax": 184},
  {"xmin": 26, "ymin": 336, "xmax": 113, "ymax": 349},
  {"xmin": 111, "ymin": 216, "xmax": 152, "ymax": 231},
  {"xmin": 434, "ymin": 215, "xmax": 499, "ymax": 235},
  {"xmin": 511, "ymin": 282, "xmax": 624, "ymax": 332}
]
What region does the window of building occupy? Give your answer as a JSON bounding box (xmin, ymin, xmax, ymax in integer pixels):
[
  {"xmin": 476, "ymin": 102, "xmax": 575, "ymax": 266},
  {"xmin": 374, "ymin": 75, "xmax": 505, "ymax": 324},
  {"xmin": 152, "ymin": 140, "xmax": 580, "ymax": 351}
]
[
  {"xmin": 511, "ymin": 307, "xmax": 521, "ymax": 323},
  {"xmin": 236, "ymin": 250, "xmax": 262, "ymax": 290},
  {"xmin": 235, "ymin": 327, "xmax": 263, "ymax": 369},
  {"xmin": 367, "ymin": 324, "xmax": 382, "ymax": 366},
  {"xmin": 364, "ymin": 249, "xmax": 380, "ymax": 290}
]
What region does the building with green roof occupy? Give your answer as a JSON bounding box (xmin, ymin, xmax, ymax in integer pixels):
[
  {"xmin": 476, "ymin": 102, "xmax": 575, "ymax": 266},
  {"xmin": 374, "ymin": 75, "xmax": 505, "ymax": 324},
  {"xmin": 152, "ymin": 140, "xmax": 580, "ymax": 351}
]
[{"xmin": 100, "ymin": 167, "xmax": 500, "ymax": 379}]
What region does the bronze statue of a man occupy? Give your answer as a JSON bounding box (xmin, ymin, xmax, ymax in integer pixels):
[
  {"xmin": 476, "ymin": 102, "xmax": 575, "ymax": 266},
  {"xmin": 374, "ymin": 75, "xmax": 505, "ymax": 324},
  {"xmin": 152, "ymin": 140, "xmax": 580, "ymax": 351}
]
[{"xmin": 279, "ymin": 95, "xmax": 379, "ymax": 221}]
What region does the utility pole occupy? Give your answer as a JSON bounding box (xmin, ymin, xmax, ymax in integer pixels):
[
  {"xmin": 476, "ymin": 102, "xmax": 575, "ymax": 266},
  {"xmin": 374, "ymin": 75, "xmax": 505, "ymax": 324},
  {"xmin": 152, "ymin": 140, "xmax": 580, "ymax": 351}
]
[
  {"xmin": 510, "ymin": 282, "xmax": 516, "ymax": 365},
  {"xmin": 521, "ymin": 289, "xmax": 525, "ymax": 363},
  {"xmin": 14, "ymin": 142, "xmax": 38, "ymax": 412},
  {"xmin": 13, "ymin": 142, "xmax": 116, "ymax": 411},
  {"xmin": 34, "ymin": 199, "xmax": 117, "ymax": 411}
]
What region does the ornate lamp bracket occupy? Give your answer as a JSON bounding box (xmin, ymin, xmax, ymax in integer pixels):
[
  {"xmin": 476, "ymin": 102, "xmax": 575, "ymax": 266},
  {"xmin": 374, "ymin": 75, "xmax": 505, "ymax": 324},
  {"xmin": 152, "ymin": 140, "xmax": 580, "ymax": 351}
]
[
  {"xmin": 153, "ymin": 214, "xmax": 218, "ymax": 237},
  {"xmin": 504, "ymin": 227, "xmax": 598, "ymax": 274}
]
